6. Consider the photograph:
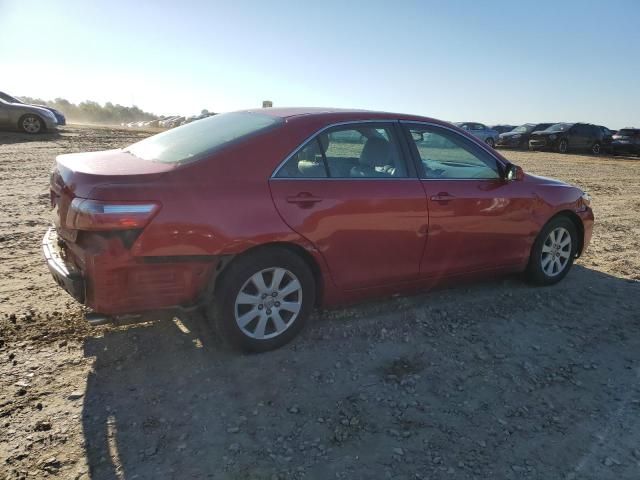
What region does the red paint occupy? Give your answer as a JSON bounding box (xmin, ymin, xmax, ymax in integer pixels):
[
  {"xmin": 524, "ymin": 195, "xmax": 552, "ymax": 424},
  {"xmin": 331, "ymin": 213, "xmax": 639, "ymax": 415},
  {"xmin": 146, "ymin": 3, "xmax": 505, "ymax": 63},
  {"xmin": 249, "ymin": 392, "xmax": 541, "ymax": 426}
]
[
  {"xmin": 44, "ymin": 108, "xmax": 594, "ymax": 315},
  {"xmin": 419, "ymin": 179, "xmax": 538, "ymax": 278},
  {"xmin": 270, "ymin": 179, "xmax": 428, "ymax": 289}
]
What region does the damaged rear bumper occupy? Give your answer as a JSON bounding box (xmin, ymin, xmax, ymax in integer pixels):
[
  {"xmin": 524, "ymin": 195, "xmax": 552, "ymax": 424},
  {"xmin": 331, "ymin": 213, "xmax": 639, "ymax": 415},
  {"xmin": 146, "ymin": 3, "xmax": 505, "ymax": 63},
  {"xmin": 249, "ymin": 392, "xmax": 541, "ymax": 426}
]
[{"xmin": 42, "ymin": 227, "xmax": 85, "ymax": 303}]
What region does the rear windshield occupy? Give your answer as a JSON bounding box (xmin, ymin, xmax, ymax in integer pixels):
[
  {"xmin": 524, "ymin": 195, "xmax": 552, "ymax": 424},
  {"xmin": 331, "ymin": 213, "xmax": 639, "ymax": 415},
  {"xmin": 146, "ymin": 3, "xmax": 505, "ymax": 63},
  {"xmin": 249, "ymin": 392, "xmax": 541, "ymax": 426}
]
[{"xmin": 125, "ymin": 112, "xmax": 281, "ymax": 164}]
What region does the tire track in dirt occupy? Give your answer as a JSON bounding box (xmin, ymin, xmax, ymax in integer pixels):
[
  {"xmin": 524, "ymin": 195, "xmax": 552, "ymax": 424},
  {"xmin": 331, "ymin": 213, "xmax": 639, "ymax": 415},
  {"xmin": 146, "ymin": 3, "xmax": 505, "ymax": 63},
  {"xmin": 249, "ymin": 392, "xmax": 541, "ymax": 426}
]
[{"xmin": 1, "ymin": 126, "xmax": 640, "ymax": 480}]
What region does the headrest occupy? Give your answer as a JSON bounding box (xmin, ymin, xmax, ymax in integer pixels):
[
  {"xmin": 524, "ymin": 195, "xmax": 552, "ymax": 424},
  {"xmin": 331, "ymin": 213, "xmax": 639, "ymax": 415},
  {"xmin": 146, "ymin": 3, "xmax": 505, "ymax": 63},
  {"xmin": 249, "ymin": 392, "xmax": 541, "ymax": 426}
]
[{"xmin": 360, "ymin": 136, "xmax": 391, "ymax": 167}]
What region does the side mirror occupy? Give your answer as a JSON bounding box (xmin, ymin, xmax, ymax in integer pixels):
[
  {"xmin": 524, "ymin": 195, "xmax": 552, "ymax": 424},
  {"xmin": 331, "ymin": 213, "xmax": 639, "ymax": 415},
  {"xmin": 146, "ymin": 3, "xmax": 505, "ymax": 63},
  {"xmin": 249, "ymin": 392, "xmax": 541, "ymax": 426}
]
[
  {"xmin": 411, "ymin": 131, "xmax": 424, "ymax": 143},
  {"xmin": 506, "ymin": 164, "xmax": 525, "ymax": 181}
]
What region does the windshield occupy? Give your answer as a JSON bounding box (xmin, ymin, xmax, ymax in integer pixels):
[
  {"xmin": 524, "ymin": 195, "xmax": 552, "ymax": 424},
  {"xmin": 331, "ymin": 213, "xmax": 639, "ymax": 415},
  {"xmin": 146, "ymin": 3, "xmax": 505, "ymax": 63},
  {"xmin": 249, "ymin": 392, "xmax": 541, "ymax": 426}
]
[
  {"xmin": 545, "ymin": 123, "xmax": 573, "ymax": 132},
  {"xmin": 125, "ymin": 112, "xmax": 282, "ymax": 164},
  {"xmin": 513, "ymin": 124, "xmax": 533, "ymax": 133},
  {"xmin": 0, "ymin": 92, "xmax": 22, "ymax": 103}
]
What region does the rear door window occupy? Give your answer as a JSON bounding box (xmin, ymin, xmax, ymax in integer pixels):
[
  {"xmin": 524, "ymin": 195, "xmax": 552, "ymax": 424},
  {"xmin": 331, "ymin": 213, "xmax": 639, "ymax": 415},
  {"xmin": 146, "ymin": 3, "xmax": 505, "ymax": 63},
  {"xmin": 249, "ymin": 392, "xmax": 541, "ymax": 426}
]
[
  {"xmin": 275, "ymin": 123, "xmax": 408, "ymax": 179},
  {"xmin": 323, "ymin": 125, "xmax": 407, "ymax": 178}
]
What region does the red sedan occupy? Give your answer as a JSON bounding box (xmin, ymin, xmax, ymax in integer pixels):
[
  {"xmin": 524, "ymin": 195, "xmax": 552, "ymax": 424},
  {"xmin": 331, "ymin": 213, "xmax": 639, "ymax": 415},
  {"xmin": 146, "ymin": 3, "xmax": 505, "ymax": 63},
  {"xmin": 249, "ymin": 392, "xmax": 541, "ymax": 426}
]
[{"xmin": 43, "ymin": 108, "xmax": 594, "ymax": 351}]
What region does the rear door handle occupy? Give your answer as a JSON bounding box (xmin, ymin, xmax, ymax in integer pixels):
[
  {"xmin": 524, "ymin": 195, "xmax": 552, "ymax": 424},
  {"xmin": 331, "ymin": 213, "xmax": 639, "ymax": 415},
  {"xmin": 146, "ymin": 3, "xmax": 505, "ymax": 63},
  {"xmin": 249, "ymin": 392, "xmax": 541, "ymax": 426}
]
[
  {"xmin": 286, "ymin": 192, "xmax": 323, "ymax": 206},
  {"xmin": 430, "ymin": 192, "xmax": 455, "ymax": 203}
]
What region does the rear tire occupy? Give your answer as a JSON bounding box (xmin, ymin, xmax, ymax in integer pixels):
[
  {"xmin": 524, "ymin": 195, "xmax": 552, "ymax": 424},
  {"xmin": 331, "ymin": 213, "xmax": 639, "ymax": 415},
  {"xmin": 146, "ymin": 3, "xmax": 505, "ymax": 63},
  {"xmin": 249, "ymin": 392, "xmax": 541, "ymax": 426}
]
[
  {"xmin": 526, "ymin": 216, "xmax": 578, "ymax": 286},
  {"xmin": 19, "ymin": 114, "xmax": 44, "ymax": 134},
  {"xmin": 485, "ymin": 137, "xmax": 495, "ymax": 148},
  {"xmin": 207, "ymin": 247, "xmax": 315, "ymax": 352},
  {"xmin": 591, "ymin": 142, "xmax": 601, "ymax": 155}
]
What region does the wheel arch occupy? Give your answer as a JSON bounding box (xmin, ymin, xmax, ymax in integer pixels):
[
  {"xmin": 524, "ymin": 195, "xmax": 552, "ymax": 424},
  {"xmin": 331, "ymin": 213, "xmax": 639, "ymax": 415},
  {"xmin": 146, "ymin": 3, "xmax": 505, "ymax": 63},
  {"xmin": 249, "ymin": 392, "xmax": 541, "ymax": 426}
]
[
  {"xmin": 548, "ymin": 210, "xmax": 585, "ymax": 257},
  {"xmin": 17, "ymin": 113, "xmax": 46, "ymax": 132},
  {"xmin": 210, "ymin": 242, "xmax": 325, "ymax": 306}
]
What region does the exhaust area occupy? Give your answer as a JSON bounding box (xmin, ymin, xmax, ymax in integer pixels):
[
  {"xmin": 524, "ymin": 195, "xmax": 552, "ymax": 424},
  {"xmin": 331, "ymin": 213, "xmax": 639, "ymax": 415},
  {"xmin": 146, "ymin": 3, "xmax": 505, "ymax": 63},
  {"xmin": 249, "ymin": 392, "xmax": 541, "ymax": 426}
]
[{"xmin": 85, "ymin": 312, "xmax": 113, "ymax": 326}]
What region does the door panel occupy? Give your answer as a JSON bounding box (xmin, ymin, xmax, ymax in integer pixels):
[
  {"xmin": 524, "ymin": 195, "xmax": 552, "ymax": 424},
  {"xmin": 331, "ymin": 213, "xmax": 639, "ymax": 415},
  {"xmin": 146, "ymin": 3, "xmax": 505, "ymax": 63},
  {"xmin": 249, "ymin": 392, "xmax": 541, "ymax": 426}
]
[
  {"xmin": 571, "ymin": 126, "xmax": 587, "ymax": 148},
  {"xmin": 0, "ymin": 103, "xmax": 9, "ymax": 126},
  {"xmin": 420, "ymin": 180, "xmax": 536, "ymax": 278},
  {"xmin": 402, "ymin": 121, "xmax": 538, "ymax": 279},
  {"xmin": 270, "ymin": 179, "xmax": 428, "ymax": 289}
]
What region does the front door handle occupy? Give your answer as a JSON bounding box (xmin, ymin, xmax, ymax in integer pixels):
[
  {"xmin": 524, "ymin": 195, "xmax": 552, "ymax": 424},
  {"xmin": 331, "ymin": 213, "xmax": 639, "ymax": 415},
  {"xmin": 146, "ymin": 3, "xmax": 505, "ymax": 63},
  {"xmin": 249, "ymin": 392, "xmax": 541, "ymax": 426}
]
[
  {"xmin": 286, "ymin": 192, "xmax": 322, "ymax": 207},
  {"xmin": 430, "ymin": 192, "xmax": 455, "ymax": 203}
]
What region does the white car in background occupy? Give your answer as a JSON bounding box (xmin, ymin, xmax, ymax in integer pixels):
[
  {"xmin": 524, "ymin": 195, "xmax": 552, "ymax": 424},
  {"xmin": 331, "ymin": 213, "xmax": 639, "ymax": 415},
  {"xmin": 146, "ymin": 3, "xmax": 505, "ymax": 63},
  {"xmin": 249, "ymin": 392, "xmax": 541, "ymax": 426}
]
[{"xmin": 455, "ymin": 122, "xmax": 500, "ymax": 147}]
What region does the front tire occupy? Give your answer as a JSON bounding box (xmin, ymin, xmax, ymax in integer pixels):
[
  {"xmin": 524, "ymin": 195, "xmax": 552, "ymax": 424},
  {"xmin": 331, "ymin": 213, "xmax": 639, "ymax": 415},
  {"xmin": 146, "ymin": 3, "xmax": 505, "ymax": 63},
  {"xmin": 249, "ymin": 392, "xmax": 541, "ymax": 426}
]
[
  {"xmin": 526, "ymin": 216, "xmax": 578, "ymax": 286},
  {"xmin": 485, "ymin": 137, "xmax": 495, "ymax": 148},
  {"xmin": 19, "ymin": 114, "xmax": 44, "ymax": 134},
  {"xmin": 208, "ymin": 247, "xmax": 315, "ymax": 352},
  {"xmin": 591, "ymin": 142, "xmax": 601, "ymax": 155}
]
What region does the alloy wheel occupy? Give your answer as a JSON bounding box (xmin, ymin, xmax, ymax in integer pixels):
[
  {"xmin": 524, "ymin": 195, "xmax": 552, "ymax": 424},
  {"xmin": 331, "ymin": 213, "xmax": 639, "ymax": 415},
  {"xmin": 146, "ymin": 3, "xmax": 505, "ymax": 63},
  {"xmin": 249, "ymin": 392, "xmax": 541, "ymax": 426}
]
[
  {"xmin": 592, "ymin": 143, "xmax": 601, "ymax": 154},
  {"xmin": 540, "ymin": 227, "xmax": 572, "ymax": 277},
  {"xmin": 234, "ymin": 267, "xmax": 303, "ymax": 339},
  {"xmin": 22, "ymin": 116, "xmax": 42, "ymax": 133}
]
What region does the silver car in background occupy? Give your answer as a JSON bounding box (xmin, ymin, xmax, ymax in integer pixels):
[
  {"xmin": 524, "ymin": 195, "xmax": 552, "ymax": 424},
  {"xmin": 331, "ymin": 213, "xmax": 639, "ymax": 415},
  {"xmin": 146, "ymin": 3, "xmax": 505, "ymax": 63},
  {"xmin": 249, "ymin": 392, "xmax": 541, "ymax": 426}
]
[
  {"xmin": 455, "ymin": 122, "xmax": 500, "ymax": 147},
  {"xmin": 0, "ymin": 97, "xmax": 58, "ymax": 134}
]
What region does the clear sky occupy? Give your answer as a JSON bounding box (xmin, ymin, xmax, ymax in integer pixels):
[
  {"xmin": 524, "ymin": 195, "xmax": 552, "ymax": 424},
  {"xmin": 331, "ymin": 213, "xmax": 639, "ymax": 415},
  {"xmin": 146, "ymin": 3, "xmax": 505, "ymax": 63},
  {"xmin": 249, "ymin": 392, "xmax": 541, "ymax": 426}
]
[{"xmin": 1, "ymin": 0, "xmax": 638, "ymax": 128}]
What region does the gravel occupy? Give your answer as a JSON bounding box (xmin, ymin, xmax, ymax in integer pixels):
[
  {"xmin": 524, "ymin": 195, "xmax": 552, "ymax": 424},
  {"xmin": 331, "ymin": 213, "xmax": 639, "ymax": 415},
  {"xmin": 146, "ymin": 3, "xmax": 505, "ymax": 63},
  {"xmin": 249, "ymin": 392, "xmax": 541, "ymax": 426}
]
[{"xmin": 1, "ymin": 126, "xmax": 640, "ymax": 479}]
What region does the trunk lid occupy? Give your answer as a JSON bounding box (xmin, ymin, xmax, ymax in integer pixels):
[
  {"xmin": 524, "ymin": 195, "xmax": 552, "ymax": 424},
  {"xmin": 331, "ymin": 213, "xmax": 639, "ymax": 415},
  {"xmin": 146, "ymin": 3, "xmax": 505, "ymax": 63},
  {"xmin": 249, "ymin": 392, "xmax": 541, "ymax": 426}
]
[
  {"xmin": 50, "ymin": 149, "xmax": 176, "ymax": 240},
  {"xmin": 55, "ymin": 149, "xmax": 176, "ymax": 177}
]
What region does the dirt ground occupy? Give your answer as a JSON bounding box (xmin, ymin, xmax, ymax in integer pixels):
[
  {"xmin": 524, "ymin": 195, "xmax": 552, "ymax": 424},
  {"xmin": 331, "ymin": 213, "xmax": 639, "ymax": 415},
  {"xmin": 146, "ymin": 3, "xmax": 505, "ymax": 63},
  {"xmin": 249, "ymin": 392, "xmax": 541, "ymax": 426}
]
[{"xmin": 1, "ymin": 125, "xmax": 639, "ymax": 480}]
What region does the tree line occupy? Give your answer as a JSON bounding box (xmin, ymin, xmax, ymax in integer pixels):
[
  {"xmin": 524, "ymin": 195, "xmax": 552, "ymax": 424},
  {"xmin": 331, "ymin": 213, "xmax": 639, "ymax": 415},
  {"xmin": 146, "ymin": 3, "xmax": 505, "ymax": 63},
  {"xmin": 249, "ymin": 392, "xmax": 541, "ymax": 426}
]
[{"xmin": 20, "ymin": 97, "xmax": 159, "ymax": 124}]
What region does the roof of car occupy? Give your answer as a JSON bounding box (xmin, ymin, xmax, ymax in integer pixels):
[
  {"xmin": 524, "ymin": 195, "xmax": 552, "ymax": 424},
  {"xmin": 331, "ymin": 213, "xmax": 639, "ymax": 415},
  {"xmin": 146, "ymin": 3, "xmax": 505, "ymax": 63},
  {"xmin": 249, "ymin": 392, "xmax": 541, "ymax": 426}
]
[
  {"xmin": 245, "ymin": 107, "xmax": 368, "ymax": 118},
  {"xmin": 235, "ymin": 107, "xmax": 511, "ymax": 166},
  {"xmin": 242, "ymin": 107, "xmax": 443, "ymax": 124}
]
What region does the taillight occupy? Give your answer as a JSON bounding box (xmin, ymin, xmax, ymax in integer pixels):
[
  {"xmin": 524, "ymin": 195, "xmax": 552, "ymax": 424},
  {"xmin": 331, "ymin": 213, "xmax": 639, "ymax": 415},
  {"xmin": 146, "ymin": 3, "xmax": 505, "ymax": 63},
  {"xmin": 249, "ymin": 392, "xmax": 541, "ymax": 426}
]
[{"xmin": 66, "ymin": 198, "xmax": 160, "ymax": 231}]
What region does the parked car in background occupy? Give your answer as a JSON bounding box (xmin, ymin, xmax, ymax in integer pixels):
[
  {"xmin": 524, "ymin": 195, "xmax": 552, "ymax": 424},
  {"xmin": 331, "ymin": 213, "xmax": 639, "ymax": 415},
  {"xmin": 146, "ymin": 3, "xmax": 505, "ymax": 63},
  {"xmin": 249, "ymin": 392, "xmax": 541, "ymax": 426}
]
[
  {"xmin": 496, "ymin": 123, "xmax": 554, "ymax": 149},
  {"xmin": 152, "ymin": 113, "xmax": 215, "ymax": 129},
  {"xmin": 158, "ymin": 116, "xmax": 178, "ymax": 128},
  {"xmin": 455, "ymin": 122, "xmax": 499, "ymax": 147},
  {"xmin": 165, "ymin": 116, "xmax": 185, "ymax": 128},
  {"xmin": 612, "ymin": 128, "xmax": 640, "ymax": 155},
  {"xmin": 183, "ymin": 112, "xmax": 216, "ymax": 125},
  {"xmin": 492, "ymin": 125, "xmax": 517, "ymax": 134},
  {"xmin": 43, "ymin": 108, "xmax": 593, "ymax": 352},
  {"xmin": 0, "ymin": 97, "xmax": 58, "ymax": 133},
  {"xmin": 0, "ymin": 91, "xmax": 66, "ymax": 125},
  {"xmin": 598, "ymin": 126, "xmax": 614, "ymax": 153},
  {"xmin": 529, "ymin": 123, "xmax": 606, "ymax": 154}
]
